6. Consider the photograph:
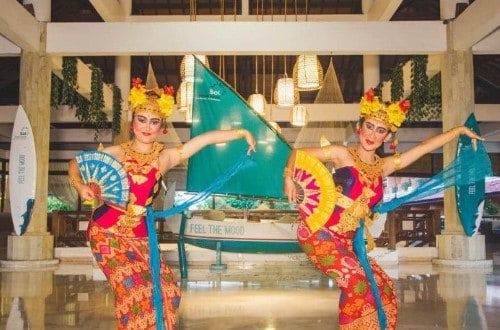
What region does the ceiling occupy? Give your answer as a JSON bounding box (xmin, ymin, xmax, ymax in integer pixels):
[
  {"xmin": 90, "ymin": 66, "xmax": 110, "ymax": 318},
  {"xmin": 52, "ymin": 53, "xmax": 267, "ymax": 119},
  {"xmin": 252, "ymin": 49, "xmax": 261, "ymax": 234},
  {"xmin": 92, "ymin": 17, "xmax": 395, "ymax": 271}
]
[
  {"xmin": 0, "ymin": 0, "xmax": 499, "ymax": 171},
  {"xmin": 1, "ymin": 0, "xmax": 499, "ymax": 106}
]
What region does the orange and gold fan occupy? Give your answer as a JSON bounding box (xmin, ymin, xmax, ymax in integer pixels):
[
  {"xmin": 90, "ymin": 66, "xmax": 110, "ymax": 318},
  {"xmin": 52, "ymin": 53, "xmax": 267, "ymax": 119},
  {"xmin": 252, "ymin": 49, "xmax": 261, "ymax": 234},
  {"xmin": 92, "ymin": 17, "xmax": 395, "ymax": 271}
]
[{"xmin": 292, "ymin": 150, "xmax": 337, "ymax": 233}]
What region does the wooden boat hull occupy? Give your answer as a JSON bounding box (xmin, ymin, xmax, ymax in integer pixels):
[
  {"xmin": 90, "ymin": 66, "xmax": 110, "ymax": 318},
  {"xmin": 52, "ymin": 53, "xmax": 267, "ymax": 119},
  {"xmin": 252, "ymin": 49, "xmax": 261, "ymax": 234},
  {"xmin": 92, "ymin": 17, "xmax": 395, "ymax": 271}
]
[{"xmin": 165, "ymin": 215, "xmax": 302, "ymax": 253}]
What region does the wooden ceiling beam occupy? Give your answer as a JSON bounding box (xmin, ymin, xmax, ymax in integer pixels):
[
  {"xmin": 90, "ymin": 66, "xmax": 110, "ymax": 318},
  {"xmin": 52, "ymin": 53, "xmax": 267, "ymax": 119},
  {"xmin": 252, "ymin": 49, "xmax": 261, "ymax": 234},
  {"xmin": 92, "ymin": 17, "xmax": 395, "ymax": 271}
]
[
  {"xmin": 46, "ymin": 21, "xmax": 447, "ymax": 56},
  {"xmin": 451, "ymin": 0, "xmax": 500, "ymax": 51},
  {"xmin": 0, "ymin": 0, "xmax": 40, "ymax": 52}
]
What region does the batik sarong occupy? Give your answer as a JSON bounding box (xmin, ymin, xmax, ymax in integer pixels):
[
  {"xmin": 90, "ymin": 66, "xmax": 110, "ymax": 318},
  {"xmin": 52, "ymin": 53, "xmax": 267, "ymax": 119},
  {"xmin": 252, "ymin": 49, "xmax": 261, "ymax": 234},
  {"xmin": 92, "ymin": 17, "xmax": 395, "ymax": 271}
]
[
  {"xmin": 89, "ymin": 222, "xmax": 181, "ymax": 329},
  {"xmin": 297, "ymin": 221, "xmax": 397, "ymax": 330}
]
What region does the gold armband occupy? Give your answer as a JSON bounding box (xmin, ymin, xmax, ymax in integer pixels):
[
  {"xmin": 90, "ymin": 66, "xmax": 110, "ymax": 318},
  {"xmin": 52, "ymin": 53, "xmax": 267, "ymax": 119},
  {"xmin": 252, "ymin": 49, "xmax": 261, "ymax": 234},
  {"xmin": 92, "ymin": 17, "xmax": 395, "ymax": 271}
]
[
  {"xmin": 322, "ymin": 146, "xmax": 332, "ymax": 162},
  {"xmin": 176, "ymin": 144, "xmax": 184, "ymax": 160},
  {"xmin": 283, "ymin": 167, "xmax": 293, "ymax": 178},
  {"xmin": 235, "ymin": 129, "xmax": 245, "ymax": 138},
  {"xmin": 393, "ymin": 152, "xmax": 401, "ymax": 171},
  {"xmin": 69, "ymin": 175, "xmax": 83, "ymax": 187}
]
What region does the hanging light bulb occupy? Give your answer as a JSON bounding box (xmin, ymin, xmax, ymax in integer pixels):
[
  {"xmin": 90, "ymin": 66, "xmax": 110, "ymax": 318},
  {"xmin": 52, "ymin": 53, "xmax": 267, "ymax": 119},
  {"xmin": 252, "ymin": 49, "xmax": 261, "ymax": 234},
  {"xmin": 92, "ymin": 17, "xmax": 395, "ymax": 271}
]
[
  {"xmin": 269, "ymin": 121, "xmax": 282, "ymax": 134},
  {"xmin": 176, "ymin": 81, "xmax": 193, "ymax": 113},
  {"xmin": 274, "ymin": 75, "xmax": 297, "ymax": 107},
  {"xmin": 290, "ymin": 104, "xmax": 309, "ymax": 127},
  {"xmin": 180, "ymin": 55, "xmax": 209, "ymax": 82},
  {"xmin": 248, "ymin": 93, "xmax": 267, "ymax": 115},
  {"xmin": 247, "ymin": 55, "xmax": 267, "ymax": 114},
  {"xmin": 293, "ymin": 55, "xmax": 323, "ymax": 91}
]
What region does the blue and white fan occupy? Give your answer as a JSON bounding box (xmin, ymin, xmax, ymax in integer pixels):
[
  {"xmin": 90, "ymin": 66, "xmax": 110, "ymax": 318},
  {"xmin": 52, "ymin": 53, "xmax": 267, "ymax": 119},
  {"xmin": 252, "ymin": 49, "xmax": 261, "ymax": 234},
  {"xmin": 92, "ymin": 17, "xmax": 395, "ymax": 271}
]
[{"xmin": 75, "ymin": 150, "xmax": 129, "ymax": 208}]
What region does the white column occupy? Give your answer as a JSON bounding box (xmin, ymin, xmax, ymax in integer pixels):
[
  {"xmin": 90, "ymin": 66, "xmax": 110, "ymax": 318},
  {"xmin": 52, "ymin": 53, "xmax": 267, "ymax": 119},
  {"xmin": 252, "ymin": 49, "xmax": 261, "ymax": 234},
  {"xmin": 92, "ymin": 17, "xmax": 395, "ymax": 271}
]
[
  {"xmin": 113, "ymin": 56, "xmax": 131, "ymax": 144},
  {"xmin": 433, "ymin": 22, "xmax": 491, "ymax": 268},
  {"xmin": 363, "ymin": 55, "xmax": 380, "ymax": 91}
]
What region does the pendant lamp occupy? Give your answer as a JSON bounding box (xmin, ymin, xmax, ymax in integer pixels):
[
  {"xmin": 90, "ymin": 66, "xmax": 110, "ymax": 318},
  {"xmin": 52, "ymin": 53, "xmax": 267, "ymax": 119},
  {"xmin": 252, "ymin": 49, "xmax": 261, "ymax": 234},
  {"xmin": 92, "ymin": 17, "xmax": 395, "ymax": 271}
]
[
  {"xmin": 293, "ymin": 55, "xmax": 323, "ymax": 91},
  {"xmin": 269, "ymin": 121, "xmax": 282, "ymax": 134},
  {"xmin": 274, "ymin": 74, "xmax": 298, "ymax": 107},
  {"xmin": 247, "ymin": 56, "xmax": 267, "ymax": 114},
  {"xmin": 274, "ymin": 56, "xmax": 298, "ymax": 108},
  {"xmin": 248, "ymin": 93, "xmax": 267, "ymax": 115},
  {"xmin": 176, "ymin": 81, "xmax": 193, "ymax": 113},
  {"xmin": 180, "ymin": 55, "xmax": 209, "ymax": 82},
  {"xmin": 290, "ymin": 104, "xmax": 309, "ymax": 127}
]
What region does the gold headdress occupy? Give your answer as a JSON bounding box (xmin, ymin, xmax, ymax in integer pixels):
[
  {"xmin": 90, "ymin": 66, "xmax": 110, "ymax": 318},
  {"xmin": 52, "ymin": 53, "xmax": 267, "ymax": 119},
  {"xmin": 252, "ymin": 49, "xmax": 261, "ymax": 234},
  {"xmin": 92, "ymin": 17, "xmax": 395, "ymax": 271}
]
[
  {"xmin": 128, "ymin": 62, "xmax": 175, "ymax": 118},
  {"xmin": 359, "ymin": 88, "xmax": 410, "ymax": 133}
]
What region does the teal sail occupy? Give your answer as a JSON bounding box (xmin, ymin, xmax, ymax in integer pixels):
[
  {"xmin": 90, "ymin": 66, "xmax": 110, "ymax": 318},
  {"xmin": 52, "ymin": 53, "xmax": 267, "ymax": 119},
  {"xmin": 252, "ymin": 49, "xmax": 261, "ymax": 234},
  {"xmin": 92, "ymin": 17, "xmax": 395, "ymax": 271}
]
[
  {"xmin": 455, "ymin": 113, "xmax": 486, "ymax": 236},
  {"xmin": 187, "ymin": 57, "xmax": 292, "ymax": 199}
]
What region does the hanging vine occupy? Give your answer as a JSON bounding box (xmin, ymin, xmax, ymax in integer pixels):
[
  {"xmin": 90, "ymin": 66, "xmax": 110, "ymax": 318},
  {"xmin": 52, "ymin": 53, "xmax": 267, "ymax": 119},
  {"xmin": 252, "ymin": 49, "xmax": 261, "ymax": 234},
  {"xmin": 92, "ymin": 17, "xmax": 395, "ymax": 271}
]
[
  {"xmin": 61, "ymin": 57, "xmax": 78, "ymax": 107},
  {"xmin": 111, "ymin": 84, "xmax": 122, "ymax": 135},
  {"xmin": 50, "ymin": 74, "xmax": 62, "ymax": 107},
  {"xmin": 424, "ymin": 72, "xmax": 442, "ymax": 120},
  {"xmin": 75, "ymin": 94, "xmax": 90, "ymax": 123},
  {"xmin": 407, "ymin": 55, "xmax": 429, "ymax": 122},
  {"xmin": 89, "ymin": 64, "xmax": 108, "ymax": 140},
  {"xmin": 390, "ymin": 63, "xmax": 404, "ymax": 102}
]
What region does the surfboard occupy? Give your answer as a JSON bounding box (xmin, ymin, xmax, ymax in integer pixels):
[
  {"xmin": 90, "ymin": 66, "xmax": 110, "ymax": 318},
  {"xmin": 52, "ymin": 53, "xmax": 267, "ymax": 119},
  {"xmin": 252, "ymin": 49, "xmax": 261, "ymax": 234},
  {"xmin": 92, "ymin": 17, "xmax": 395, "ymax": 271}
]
[
  {"xmin": 9, "ymin": 105, "xmax": 36, "ymax": 236},
  {"xmin": 455, "ymin": 113, "xmax": 484, "ymax": 237},
  {"xmin": 369, "ymin": 212, "xmax": 388, "ymax": 239}
]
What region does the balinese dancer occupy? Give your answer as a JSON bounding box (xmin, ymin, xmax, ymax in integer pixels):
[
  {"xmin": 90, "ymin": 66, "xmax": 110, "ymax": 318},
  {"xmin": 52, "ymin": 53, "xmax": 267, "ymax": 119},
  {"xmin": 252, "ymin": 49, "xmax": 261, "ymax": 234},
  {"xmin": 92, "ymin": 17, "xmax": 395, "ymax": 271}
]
[
  {"xmin": 283, "ymin": 88, "xmax": 483, "ymax": 329},
  {"xmin": 68, "ymin": 72, "xmax": 256, "ymax": 329}
]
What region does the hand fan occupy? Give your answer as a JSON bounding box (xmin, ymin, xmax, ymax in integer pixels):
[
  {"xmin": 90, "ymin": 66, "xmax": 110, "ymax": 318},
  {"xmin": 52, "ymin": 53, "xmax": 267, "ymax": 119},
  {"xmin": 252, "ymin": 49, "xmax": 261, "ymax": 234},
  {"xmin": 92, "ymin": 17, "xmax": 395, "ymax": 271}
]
[
  {"xmin": 292, "ymin": 150, "xmax": 337, "ymax": 234},
  {"xmin": 75, "ymin": 150, "xmax": 129, "ymax": 208}
]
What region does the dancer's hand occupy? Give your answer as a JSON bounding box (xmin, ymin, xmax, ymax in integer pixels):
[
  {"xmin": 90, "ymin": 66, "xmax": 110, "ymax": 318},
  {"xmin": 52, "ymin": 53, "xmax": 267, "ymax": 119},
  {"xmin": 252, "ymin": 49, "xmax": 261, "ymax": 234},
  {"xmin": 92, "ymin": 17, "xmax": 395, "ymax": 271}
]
[
  {"xmin": 243, "ymin": 131, "xmax": 257, "ymax": 155},
  {"xmin": 460, "ymin": 126, "xmax": 484, "ymax": 151},
  {"xmin": 283, "ymin": 175, "xmax": 297, "ymax": 204}
]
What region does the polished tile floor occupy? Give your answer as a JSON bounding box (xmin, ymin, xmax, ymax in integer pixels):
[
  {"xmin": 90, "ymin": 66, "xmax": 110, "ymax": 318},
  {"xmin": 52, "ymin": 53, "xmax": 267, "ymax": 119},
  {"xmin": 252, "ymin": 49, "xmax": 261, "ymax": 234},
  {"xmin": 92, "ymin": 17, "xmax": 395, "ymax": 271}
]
[{"xmin": 1, "ymin": 246, "xmax": 500, "ymax": 330}]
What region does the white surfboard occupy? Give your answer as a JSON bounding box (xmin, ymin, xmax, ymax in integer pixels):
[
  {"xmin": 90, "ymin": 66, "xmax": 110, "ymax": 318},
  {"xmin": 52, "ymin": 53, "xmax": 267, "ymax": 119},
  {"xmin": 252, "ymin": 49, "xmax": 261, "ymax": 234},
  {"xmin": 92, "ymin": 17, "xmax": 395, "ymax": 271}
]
[
  {"xmin": 9, "ymin": 105, "xmax": 36, "ymax": 235},
  {"xmin": 368, "ymin": 212, "xmax": 387, "ymax": 239}
]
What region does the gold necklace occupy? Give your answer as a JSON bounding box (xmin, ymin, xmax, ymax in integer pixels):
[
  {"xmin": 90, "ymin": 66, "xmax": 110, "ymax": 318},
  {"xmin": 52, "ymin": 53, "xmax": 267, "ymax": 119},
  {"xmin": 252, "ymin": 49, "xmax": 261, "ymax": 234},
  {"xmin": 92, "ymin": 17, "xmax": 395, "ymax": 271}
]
[
  {"xmin": 121, "ymin": 141, "xmax": 163, "ymax": 166},
  {"xmin": 348, "ymin": 146, "xmax": 382, "ymax": 187}
]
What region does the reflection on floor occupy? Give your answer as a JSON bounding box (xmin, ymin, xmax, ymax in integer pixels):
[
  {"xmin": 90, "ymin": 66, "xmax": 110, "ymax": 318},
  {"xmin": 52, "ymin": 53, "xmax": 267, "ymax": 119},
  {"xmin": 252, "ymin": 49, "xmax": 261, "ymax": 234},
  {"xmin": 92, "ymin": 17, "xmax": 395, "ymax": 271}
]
[{"xmin": 1, "ymin": 251, "xmax": 500, "ymax": 329}]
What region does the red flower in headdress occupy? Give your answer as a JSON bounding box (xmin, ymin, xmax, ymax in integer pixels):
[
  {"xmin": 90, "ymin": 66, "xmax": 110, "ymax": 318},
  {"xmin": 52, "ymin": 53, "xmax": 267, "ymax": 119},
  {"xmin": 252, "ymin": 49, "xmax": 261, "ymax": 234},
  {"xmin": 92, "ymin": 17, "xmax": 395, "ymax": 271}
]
[
  {"xmin": 364, "ymin": 88, "xmax": 376, "ymax": 102},
  {"xmin": 131, "ymin": 77, "xmax": 143, "ymax": 88},
  {"xmin": 163, "ymin": 85, "xmax": 175, "ymax": 96},
  {"xmin": 399, "ymin": 99, "xmax": 410, "ymax": 113}
]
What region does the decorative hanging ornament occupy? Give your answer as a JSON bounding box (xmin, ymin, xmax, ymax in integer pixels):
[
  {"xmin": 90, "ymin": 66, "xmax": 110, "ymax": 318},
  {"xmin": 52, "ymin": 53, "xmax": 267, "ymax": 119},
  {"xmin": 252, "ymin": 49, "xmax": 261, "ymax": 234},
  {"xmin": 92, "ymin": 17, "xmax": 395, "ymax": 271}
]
[
  {"xmin": 180, "ymin": 55, "xmax": 209, "ymax": 82},
  {"xmin": 290, "ymin": 104, "xmax": 309, "ymax": 127},
  {"xmin": 293, "ymin": 55, "xmax": 324, "ymax": 91},
  {"xmin": 176, "ymin": 81, "xmax": 193, "ymax": 113},
  {"xmin": 269, "ymin": 121, "xmax": 282, "ymax": 134},
  {"xmin": 274, "ymin": 75, "xmax": 298, "ymax": 107},
  {"xmin": 247, "ymin": 93, "xmax": 267, "ymax": 115}
]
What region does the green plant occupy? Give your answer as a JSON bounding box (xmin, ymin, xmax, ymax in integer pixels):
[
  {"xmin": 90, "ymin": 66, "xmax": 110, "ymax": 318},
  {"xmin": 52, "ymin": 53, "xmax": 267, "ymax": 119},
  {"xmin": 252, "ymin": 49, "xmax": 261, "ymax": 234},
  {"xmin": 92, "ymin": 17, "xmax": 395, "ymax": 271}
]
[
  {"xmin": 112, "ymin": 84, "xmax": 122, "ymax": 135},
  {"xmin": 61, "ymin": 57, "xmax": 78, "ymax": 107},
  {"xmin": 47, "ymin": 195, "xmax": 73, "ymax": 212},
  {"xmin": 75, "ymin": 93, "xmax": 90, "ymax": 123},
  {"xmin": 53, "ymin": 58, "xmax": 111, "ymax": 139},
  {"xmin": 424, "ymin": 72, "xmax": 442, "ymax": 120},
  {"xmin": 50, "ymin": 74, "xmax": 62, "ymax": 107},
  {"xmin": 390, "ymin": 63, "xmax": 404, "ymax": 102},
  {"xmin": 484, "ymin": 199, "xmax": 499, "ymax": 216},
  {"xmin": 89, "ymin": 64, "xmax": 108, "ymax": 140},
  {"xmin": 408, "ymin": 55, "xmax": 429, "ymax": 122}
]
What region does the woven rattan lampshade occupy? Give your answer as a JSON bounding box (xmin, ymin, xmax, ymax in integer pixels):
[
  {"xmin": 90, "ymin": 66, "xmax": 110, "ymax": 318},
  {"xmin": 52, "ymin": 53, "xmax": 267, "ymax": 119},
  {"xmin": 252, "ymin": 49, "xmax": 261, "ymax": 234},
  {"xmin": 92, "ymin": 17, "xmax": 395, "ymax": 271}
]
[
  {"xmin": 290, "ymin": 104, "xmax": 309, "ymax": 127},
  {"xmin": 274, "ymin": 76, "xmax": 298, "ymax": 107},
  {"xmin": 176, "ymin": 81, "xmax": 193, "ymax": 113},
  {"xmin": 293, "ymin": 55, "xmax": 323, "ymax": 91},
  {"xmin": 247, "ymin": 93, "xmax": 267, "ymax": 115},
  {"xmin": 180, "ymin": 55, "xmax": 209, "ymax": 82},
  {"xmin": 184, "ymin": 105, "xmax": 193, "ymax": 123},
  {"xmin": 269, "ymin": 121, "xmax": 282, "ymax": 134}
]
